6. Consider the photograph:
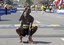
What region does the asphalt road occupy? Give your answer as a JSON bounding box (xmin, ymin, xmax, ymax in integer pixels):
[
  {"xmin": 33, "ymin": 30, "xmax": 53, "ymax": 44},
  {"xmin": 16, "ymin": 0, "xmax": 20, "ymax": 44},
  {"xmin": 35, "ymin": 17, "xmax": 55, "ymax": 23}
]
[
  {"xmin": 0, "ymin": 10, "xmax": 64, "ymax": 45},
  {"xmin": 0, "ymin": 28, "xmax": 64, "ymax": 45}
]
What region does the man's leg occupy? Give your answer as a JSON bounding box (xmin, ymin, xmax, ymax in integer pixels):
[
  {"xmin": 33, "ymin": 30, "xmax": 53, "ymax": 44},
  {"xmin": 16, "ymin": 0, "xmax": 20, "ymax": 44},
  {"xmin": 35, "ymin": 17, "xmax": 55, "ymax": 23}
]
[
  {"xmin": 27, "ymin": 26, "xmax": 38, "ymax": 43},
  {"xmin": 16, "ymin": 27, "xmax": 23, "ymax": 43}
]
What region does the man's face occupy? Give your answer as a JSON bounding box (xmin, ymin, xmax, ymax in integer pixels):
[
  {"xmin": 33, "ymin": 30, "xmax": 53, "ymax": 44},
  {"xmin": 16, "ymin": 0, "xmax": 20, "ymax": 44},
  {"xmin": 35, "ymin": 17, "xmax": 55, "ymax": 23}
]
[
  {"xmin": 26, "ymin": 9, "xmax": 30, "ymax": 15},
  {"xmin": 24, "ymin": 9, "xmax": 31, "ymax": 17},
  {"xmin": 24, "ymin": 9, "xmax": 29, "ymax": 17}
]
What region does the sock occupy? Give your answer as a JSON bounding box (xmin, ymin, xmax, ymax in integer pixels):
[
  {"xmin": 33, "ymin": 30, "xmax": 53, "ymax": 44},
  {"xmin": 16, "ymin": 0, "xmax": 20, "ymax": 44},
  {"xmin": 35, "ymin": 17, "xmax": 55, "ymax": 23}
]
[{"xmin": 28, "ymin": 35, "xmax": 32, "ymax": 40}]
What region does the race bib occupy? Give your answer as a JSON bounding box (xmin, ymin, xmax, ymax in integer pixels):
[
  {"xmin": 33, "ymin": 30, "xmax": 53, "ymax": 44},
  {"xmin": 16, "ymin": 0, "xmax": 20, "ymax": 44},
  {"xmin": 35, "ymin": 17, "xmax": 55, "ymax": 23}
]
[{"xmin": 23, "ymin": 24, "xmax": 29, "ymax": 29}]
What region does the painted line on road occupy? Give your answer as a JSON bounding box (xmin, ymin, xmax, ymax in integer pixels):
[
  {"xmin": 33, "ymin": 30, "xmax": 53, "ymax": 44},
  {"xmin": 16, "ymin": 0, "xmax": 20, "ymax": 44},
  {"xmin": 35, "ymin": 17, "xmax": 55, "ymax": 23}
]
[
  {"xmin": 17, "ymin": 8, "xmax": 25, "ymax": 9},
  {"xmin": 19, "ymin": 11, "xmax": 23, "ymax": 12},
  {"xmin": 61, "ymin": 38, "xmax": 64, "ymax": 41},
  {"xmin": 0, "ymin": 24, "xmax": 64, "ymax": 28},
  {"xmin": 17, "ymin": 11, "xmax": 23, "ymax": 12},
  {"xmin": 50, "ymin": 24, "xmax": 60, "ymax": 26},
  {"xmin": 35, "ymin": 20, "xmax": 40, "ymax": 23}
]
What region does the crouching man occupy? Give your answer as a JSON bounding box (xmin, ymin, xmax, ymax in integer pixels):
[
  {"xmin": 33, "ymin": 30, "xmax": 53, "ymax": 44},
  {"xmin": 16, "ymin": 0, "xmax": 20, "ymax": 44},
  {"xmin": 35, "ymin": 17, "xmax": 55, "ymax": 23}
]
[{"xmin": 16, "ymin": 7, "xmax": 38, "ymax": 43}]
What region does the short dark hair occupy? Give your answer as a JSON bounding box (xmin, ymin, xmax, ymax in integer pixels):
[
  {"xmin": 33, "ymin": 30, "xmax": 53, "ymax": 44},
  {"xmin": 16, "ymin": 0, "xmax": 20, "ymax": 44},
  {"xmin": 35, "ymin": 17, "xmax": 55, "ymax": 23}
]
[{"xmin": 28, "ymin": 8, "xmax": 31, "ymax": 13}]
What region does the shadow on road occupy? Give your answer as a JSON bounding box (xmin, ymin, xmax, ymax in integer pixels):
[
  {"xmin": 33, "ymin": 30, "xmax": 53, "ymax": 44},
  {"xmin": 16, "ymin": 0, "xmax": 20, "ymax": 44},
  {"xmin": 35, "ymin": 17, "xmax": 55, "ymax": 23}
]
[{"xmin": 23, "ymin": 41, "xmax": 51, "ymax": 44}]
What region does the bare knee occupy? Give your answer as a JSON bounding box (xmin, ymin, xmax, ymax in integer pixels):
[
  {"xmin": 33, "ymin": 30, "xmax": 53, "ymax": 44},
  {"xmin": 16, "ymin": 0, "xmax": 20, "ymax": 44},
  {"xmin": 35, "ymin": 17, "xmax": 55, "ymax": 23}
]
[
  {"xmin": 16, "ymin": 28, "xmax": 22, "ymax": 35},
  {"xmin": 16, "ymin": 28, "xmax": 20, "ymax": 33},
  {"xmin": 33, "ymin": 26, "xmax": 38, "ymax": 31},
  {"xmin": 30, "ymin": 26, "xmax": 38, "ymax": 35}
]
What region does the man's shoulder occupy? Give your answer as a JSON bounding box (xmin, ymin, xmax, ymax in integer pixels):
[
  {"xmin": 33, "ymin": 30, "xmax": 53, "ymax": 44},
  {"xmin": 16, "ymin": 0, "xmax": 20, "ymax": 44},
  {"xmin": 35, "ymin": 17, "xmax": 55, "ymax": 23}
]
[
  {"xmin": 29, "ymin": 15, "xmax": 34, "ymax": 19},
  {"xmin": 29, "ymin": 15, "xmax": 33, "ymax": 18},
  {"xmin": 29, "ymin": 15, "xmax": 34, "ymax": 22}
]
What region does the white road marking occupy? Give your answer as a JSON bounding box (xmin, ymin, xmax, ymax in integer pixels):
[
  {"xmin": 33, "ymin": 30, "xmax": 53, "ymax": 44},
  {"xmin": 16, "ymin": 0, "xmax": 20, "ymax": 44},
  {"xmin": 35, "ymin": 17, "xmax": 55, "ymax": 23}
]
[
  {"xmin": 61, "ymin": 38, "xmax": 64, "ymax": 41},
  {"xmin": 17, "ymin": 8, "xmax": 22, "ymax": 9},
  {"xmin": 17, "ymin": 8, "xmax": 25, "ymax": 9},
  {"xmin": 35, "ymin": 20, "xmax": 40, "ymax": 23},
  {"xmin": 18, "ymin": 11, "xmax": 23, "ymax": 12}
]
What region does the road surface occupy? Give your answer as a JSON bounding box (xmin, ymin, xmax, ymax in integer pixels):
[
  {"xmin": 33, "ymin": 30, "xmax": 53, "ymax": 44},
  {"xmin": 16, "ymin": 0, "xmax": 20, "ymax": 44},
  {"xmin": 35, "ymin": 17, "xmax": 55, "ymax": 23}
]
[{"xmin": 0, "ymin": 11, "xmax": 64, "ymax": 45}]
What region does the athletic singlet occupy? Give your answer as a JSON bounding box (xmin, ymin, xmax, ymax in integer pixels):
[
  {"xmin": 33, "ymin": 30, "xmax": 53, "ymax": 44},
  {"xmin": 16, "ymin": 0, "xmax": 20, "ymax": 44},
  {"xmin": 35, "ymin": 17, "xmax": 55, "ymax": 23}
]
[{"xmin": 21, "ymin": 15, "xmax": 34, "ymax": 29}]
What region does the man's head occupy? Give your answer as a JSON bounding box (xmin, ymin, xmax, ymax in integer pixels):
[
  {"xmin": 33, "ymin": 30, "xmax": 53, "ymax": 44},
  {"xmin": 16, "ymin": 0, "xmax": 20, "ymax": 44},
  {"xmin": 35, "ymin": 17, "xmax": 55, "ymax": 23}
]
[
  {"xmin": 24, "ymin": 7, "xmax": 31, "ymax": 17},
  {"xmin": 26, "ymin": 8, "xmax": 31, "ymax": 14}
]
